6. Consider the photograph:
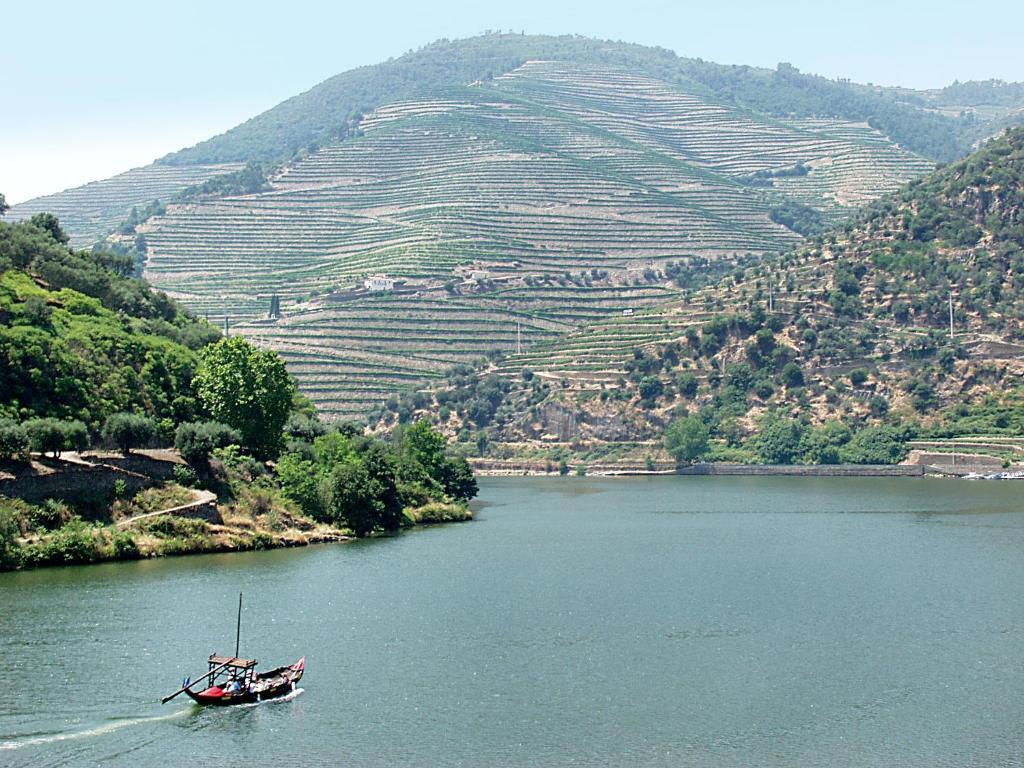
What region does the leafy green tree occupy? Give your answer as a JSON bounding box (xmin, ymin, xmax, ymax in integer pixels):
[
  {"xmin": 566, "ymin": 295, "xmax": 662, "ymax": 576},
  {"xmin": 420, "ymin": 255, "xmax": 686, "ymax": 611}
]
[
  {"xmin": 0, "ymin": 420, "xmax": 29, "ymax": 462},
  {"xmin": 0, "ymin": 504, "xmax": 21, "ymax": 570},
  {"xmin": 102, "ymin": 413, "xmax": 156, "ymax": 454},
  {"xmin": 781, "ymin": 362, "xmax": 805, "ymax": 388},
  {"xmin": 24, "ymin": 418, "xmax": 86, "ymax": 458},
  {"xmin": 439, "ymin": 456, "xmax": 478, "ymax": 501},
  {"xmin": 27, "ymin": 213, "xmax": 69, "ymax": 245},
  {"xmin": 638, "ymin": 376, "xmax": 664, "ymax": 403},
  {"xmin": 677, "ymin": 372, "xmax": 698, "ymax": 398},
  {"xmin": 748, "ymin": 417, "xmax": 804, "ymax": 464},
  {"xmin": 321, "ymin": 457, "xmax": 377, "ymax": 536},
  {"xmin": 0, "ymin": 193, "xmax": 8, "ymax": 217},
  {"xmin": 174, "ymin": 421, "xmax": 241, "ymax": 468},
  {"xmin": 665, "ymin": 414, "xmax": 710, "ymax": 465},
  {"xmin": 193, "ymin": 337, "xmax": 295, "ymax": 459},
  {"xmin": 840, "ymin": 425, "xmax": 911, "ymax": 464},
  {"xmin": 276, "ymin": 452, "xmax": 323, "ymax": 517}
]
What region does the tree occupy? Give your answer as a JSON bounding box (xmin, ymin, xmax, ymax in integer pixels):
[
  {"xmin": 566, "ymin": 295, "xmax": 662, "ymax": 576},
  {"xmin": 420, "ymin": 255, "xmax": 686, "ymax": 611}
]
[
  {"xmin": 193, "ymin": 337, "xmax": 295, "ymax": 459},
  {"xmin": 23, "ymin": 418, "xmax": 87, "ymax": 458},
  {"xmin": 0, "ymin": 420, "xmax": 29, "ymax": 462},
  {"xmin": 665, "ymin": 415, "xmax": 710, "ymax": 465},
  {"xmin": 102, "ymin": 413, "xmax": 156, "ymax": 454},
  {"xmin": 439, "ymin": 455, "xmax": 479, "ymax": 501},
  {"xmin": 321, "ymin": 457, "xmax": 378, "ymax": 536},
  {"xmin": 276, "ymin": 452, "xmax": 323, "ymax": 517},
  {"xmin": 748, "ymin": 417, "xmax": 804, "ymax": 464},
  {"xmin": 0, "ymin": 193, "xmax": 8, "ymax": 217},
  {"xmin": 639, "ymin": 376, "xmax": 664, "ymax": 402},
  {"xmin": 781, "ymin": 362, "xmax": 805, "ymax": 388},
  {"xmin": 174, "ymin": 421, "xmax": 241, "ymax": 468},
  {"xmin": 677, "ymin": 372, "xmax": 698, "ymax": 398},
  {"xmin": 28, "ymin": 213, "xmax": 69, "ymax": 245}
]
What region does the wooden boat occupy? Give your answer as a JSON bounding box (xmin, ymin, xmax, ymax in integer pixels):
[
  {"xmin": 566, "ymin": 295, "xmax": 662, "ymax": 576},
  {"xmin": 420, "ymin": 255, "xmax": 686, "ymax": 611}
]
[{"xmin": 163, "ymin": 593, "xmax": 305, "ymax": 707}]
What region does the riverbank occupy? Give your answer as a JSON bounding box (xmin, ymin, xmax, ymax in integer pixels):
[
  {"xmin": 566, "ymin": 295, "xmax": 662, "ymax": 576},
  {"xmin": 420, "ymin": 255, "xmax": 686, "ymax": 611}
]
[{"xmin": 470, "ymin": 459, "xmax": 938, "ymax": 477}]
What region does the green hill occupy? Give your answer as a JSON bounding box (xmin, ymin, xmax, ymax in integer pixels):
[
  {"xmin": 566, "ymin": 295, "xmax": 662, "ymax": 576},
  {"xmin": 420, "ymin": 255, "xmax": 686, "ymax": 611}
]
[
  {"xmin": 159, "ymin": 34, "xmax": 982, "ymax": 167},
  {"xmin": 0, "ymin": 216, "xmax": 219, "ymax": 427},
  {"xmin": 9, "ymin": 35, "xmax": 1024, "ymax": 419},
  {"xmin": 398, "ymin": 126, "xmax": 1024, "ymax": 466}
]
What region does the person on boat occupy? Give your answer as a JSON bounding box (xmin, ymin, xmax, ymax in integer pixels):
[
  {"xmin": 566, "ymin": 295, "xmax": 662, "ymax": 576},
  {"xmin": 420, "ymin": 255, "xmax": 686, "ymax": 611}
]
[{"xmin": 227, "ymin": 676, "xmax": 243, "ymax": 694}]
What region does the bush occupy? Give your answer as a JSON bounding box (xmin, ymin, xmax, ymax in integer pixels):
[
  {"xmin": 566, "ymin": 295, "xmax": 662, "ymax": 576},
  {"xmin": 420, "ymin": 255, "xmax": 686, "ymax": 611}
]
[
  {"xmin": 840, "ymin": 426, "xmax": 910, "ymax": 464},
  {"xmin": 21, "ymin": 519, "xmax": 103, "ymax": 567},
  {"xmin": 748, "ymin": 417, "xmax": 804, "ymax": 464},
  {"xmin": 102, "ymin": 413, "xmax": 156, "ymax": 454},
  {"xmin": 665, "ymin": 414, "xmax": 710, "ymax": 465},
  {"xmin": 23, "ymin": 418, "xmax": 88, "ymax": 458},
  {"xmin": 848, "ymin": 368, "xmax": 869, "ymax": 386},
  {"xmin": 276, "ymin": 453, "xmax": 323, "ymax": 517},
  {"xmin": 0, "ymin": 420, "xmax": 30, "ymax": 462},
  {"xmin": 175, "ymin": 421, "xmax": 242, "ymax": 468},
  {"xmin": 781, "ymin": 362, "xmax": 805, "ymax": 388},
  {"xmin": 0, "ymin": 504, "xmax": 23, "ymax": 570}
]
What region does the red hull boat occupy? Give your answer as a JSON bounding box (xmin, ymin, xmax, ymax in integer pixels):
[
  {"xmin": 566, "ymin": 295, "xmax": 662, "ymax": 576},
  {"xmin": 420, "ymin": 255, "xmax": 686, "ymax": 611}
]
[
  {"xmin": 184, "ymin": 656, "xmax": 305, "ymax": 706},
  {"xmin": 163, "ymin": 593, "xmax": 305, "ymax": 707}
]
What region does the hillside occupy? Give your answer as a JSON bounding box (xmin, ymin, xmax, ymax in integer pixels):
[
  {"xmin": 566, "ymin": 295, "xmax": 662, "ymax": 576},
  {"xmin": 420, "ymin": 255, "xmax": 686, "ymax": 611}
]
[
  {"xmin": 139, "ymin": 56, "xmax": 936, "ymax": 418},
  {"xmin": 9, "ymin": 35, "xmax": 1024, "ymax": 419},
  {"xmin": 0, "ymin": 216, "xmax": 220, "ymax": 427},
  {"xmin": 159, "ymin": 35, "xmax": 980, "ymax": 167},
  {"xmin": 390, "ymin": 127, "xmax": 1024, "ymax": 468},
  {"xmin": 7, "ymin": 163, "xmax": 243, "ymax": 248}
]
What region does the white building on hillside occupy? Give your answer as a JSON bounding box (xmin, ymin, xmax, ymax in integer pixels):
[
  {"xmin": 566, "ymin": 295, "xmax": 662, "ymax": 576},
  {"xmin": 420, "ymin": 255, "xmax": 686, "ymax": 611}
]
[{"xmin": 364, "ymin": 275, "xmax": 396, "ymax": 292}]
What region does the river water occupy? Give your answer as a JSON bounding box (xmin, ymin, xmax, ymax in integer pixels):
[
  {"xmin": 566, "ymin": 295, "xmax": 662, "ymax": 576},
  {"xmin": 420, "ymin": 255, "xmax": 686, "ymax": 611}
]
[{"xmin": 2, "ymin": 476, "xmax": 1023, "ymax": 767}]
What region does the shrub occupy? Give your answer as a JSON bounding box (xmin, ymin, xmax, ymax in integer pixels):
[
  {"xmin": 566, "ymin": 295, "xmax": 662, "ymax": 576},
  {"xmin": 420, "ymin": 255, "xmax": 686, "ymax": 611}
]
[
  {"xmin": 665, "ymin": 414, "xmax": 710, "ymax": 465},
  {"xmin": 848, "ymin": 368, "xmax": 869, "ymax": 386},
  {"xmin": 840, "ymin": 426, "xmax": 910, "ymax": 464},
  {"xmin": 22, "ymin": 519, "xmax": 103, "ymax": 567},
  {"xmin": 0, "ymin": 504, "xmax": 23, "ymax": 570},
  {"xmin": 781, "ymin": 362, "xmax": 805, "ymax": 388},
  {"xmin": 748, "ymin": 417, "xmax": 804, "ymax": 464},
  {"xmin": 0, "ymin": 420, "xmax": 30, "ymax": 462},
  {"xmin": 175, "ymin": 421, "xmax": 242, "ymax": 468},
  {"xmin": 24, "ymin": 418, "xmax": 88, "ymax": 458},
  {"xmin": 102, "ymin": 413, "xmax": 156, "ymax": 454}
]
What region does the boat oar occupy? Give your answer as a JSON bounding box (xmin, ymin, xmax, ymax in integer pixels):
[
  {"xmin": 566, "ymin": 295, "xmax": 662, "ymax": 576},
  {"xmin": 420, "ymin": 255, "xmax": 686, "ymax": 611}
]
[{"xmin": 161, "ymin": 660, "xmax": 233, "ymax": 704}]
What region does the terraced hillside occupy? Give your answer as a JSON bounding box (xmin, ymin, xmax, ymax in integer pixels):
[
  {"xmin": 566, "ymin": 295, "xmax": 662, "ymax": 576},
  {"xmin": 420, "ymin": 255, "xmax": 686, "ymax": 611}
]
[
  {"xmin": 7, "ymin": 163, "xmax": 243, "ymax": 247},
  {"xmin": 140, "ymin": 60, "xmax": 933, "ymax": 417},
  {"xmin": 418, "ymin": 127, "xmax": 1024, "ymax": 458}
]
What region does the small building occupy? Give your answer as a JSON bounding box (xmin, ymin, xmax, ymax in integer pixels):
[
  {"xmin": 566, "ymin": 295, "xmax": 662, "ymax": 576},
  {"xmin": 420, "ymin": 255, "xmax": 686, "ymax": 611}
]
[{"xmin": 364, "ymin": 275, "xmax": 396, "ymax": 292}]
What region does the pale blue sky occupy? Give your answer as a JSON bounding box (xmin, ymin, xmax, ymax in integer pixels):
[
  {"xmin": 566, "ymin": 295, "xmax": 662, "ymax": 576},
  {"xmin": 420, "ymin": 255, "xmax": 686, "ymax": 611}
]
[{"xmin": 3, "ymin": 0, "xmax": 1023, "ymax": 203}]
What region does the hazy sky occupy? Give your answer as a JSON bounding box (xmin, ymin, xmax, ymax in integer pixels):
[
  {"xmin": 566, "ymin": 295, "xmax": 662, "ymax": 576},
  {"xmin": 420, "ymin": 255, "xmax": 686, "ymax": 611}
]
[{"xmin": 4, "ymin": 0, "xmax": 1023, "ymax": 203}]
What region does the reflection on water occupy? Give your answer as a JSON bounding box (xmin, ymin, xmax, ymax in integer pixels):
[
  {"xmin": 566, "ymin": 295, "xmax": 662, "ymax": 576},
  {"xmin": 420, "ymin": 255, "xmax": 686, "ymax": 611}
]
[{"xmin": 1, "ymin": 476, "xmax": 1023, "ymax": 767}]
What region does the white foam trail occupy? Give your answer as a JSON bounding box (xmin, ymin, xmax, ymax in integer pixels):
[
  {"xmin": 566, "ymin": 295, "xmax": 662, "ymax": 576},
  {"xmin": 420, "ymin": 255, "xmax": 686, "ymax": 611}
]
[
  {"xmin": 238, "ymin": 687, "xmax": 305, "ymax": 708},
  {"xmin": 0, "ymin": 709, "xmax": 189, "ymax": 751}
]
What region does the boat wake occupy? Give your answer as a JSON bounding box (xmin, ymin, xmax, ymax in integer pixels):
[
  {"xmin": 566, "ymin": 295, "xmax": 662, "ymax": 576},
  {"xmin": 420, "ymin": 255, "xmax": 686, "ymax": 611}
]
[
  {"xmin": 0, "ymin": 709, "xmax": 189, "ymax": 752},
  {"xmin": 238, "ymin": 686, "xmax": 305, "ymax": 708}
]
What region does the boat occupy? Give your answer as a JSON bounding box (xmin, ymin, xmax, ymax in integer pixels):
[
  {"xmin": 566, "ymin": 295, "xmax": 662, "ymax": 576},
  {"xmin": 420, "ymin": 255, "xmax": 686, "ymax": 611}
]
[{"xmin": 162, "ymin": 593, "xmax": 305, "ymax": 706}]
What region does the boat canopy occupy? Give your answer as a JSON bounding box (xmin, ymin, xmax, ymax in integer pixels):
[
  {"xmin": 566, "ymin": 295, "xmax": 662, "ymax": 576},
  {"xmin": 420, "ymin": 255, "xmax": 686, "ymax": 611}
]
[{"xmin": 208, "ymin": 655, "xmax": 258, "ymax": 669}]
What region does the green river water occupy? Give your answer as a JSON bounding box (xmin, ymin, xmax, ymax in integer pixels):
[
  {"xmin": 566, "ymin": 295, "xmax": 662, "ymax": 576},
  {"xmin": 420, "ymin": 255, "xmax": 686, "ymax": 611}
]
[{"xmin": 2, "ymin": 476, "xmax": 1023, "ymax": 766}]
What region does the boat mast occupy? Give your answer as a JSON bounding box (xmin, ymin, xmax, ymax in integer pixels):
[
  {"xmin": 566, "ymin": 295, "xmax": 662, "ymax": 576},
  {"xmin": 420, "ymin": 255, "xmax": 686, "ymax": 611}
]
[{"xmin": 235, "ymin": 592, "xmax": 242, "ymax": 659}]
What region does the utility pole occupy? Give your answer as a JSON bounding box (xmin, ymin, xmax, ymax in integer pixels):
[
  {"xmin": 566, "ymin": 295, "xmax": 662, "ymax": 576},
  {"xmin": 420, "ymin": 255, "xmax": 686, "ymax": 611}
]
[
  {"xmin": 768, "ymin": 278, "xmax": 774, "ymax": 313},
  {"xmin": 516, "ymin": 322, "xmax": 522, "ymax": 355},
  {"xmin": 949, "ymin": 291, "xmax": 954, "ymax": 339}
]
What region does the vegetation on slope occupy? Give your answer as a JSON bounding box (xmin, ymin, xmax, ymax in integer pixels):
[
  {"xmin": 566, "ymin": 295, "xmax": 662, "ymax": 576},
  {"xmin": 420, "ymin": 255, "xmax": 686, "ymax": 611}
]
[
  {"xmin": 0, "ymin": 215, "xmax": 219, "ymax": 427},
  {"xmin": 162, "ymin": 34, "xmax": 999, "ymax": 167},
  {"xmin": 380, "ymin": 127, "xmax": 1024, "ymax": 467}
]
